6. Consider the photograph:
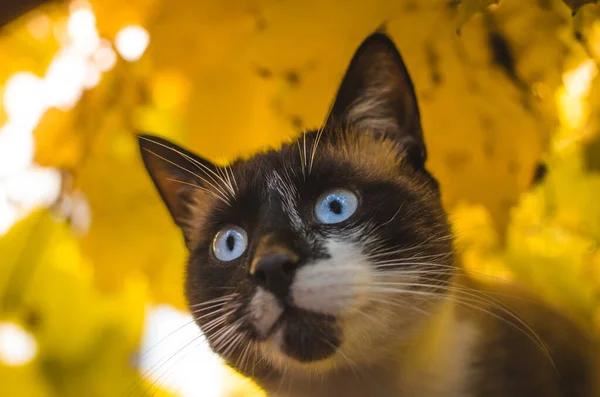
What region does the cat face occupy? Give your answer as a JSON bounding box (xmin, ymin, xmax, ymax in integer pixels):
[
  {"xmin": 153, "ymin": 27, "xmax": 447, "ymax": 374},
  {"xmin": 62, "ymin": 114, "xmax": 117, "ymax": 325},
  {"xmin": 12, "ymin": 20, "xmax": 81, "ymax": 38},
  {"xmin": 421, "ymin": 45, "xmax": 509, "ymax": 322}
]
[{"xmin": 138, "ymin": 33, "xmax": 455, "ymax": 380}]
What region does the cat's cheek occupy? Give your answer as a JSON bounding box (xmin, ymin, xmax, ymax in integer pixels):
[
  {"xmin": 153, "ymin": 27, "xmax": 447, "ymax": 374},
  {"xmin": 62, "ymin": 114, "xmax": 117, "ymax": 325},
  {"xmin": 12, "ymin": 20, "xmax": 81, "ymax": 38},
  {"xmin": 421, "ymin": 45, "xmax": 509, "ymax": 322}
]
[{"xmin": 289, "ymin": 240, "xmax": 373, "ymax": 315}]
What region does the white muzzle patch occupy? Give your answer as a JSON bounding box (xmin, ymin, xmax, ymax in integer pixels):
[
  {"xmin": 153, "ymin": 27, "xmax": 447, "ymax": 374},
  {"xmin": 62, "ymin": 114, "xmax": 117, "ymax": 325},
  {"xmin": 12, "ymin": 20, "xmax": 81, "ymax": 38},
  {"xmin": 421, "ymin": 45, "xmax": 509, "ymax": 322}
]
[
  {"xmin": 249, "ymin": 287, "xmax": 284, "ymax": 338},
  {"xmin": 290, "ymin": 240, "xmax": 373, "ymax": 315}
]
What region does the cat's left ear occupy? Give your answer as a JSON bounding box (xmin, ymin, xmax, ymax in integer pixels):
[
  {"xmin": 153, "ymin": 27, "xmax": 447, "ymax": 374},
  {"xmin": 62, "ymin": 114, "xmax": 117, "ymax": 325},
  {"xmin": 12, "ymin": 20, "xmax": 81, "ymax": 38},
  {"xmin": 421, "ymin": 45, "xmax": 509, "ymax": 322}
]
[
  {"xmin": 137, "ymin": 134, "xmax": 221, "ymax": 249},
  {"xmin": 326, "ymin": 33, "xmax": 427, "ymax": 169}
]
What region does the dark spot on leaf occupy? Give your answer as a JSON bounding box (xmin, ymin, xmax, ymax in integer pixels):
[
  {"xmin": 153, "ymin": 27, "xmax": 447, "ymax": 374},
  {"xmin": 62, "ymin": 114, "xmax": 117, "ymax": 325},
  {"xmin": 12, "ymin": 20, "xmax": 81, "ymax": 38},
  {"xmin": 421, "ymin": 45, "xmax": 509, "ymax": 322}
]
[
  {"xmin": 445, "ymin": 151, "xmax": 471, "ymax": 170},
  {"xmin": 562, "ymin": 0, "xmax": 599, "ymax": 16},
  {"xmin": 584, "ymin": 134, "xmax": 600, "ymax": 171},
  {"xmin": 531, "ymin": 162, "xmax": 548, "ymax": 186},
  {"xmin": 255, "ymin": 66, "xmax": 272, "ymax": 79},
  {"xmin": 483, "ymin": 127, "xmax": 495, "ymax": 158},
  {"xmin": 508, "ymin": 160, "xmax": 520, "ymax": 175},
  {"xmin": 447, "ymin": 0, "xmax": 460, "ymax": 10},
  {"xmin": 488, "ymin": 30, "xmax": 519, "ymax": 84},
  {"xmin": 500, "ymin": 198, "xmax": 517, "ymax": 215},
  {"xmin": 425, "ymin": 42, "xmax": 442, "ymax": 86},
  {"xmin": 285, "ymin": 70, "xmax": 300, "ymax": 87},
  {"xmin": 24, "ymin": 309, "xmax": 42, "ymax": 330},
  {"xmin": 404, "ymin": 1, "xmax": 420, "ymax": 11},
  {"xmin": 291, "ymin": 116, "xmax": 304, "ymax": 129},
  {"xmin": 256, "ymin": 16, "xmax": 268, "ymax": 31},
  {"xmin": 270, "ymin": 97, "xmax": 283, "ymax": 113},
  {"xmin": 537, "ymin": 0, "xmax": 552, "ymax": 9}
]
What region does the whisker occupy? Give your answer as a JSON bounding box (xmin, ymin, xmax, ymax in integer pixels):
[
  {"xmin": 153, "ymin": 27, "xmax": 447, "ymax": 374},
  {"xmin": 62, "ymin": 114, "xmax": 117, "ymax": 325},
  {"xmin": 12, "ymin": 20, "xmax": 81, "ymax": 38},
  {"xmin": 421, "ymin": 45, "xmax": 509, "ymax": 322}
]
[
  {"xmin": 140, "ymin": 334, "xmax": 204, "ymax": 397},
  {"xmin": 188, "ymin": 294, "xmax": 239, "ymax": 308},
  {"xmin": 387, "ymin": 261, "xmax": 520, "ymax": 289},
  {"xmin": 364, "ymin": 236, "xmax": 454, "ymax": 259},
  {"xmin": 361, "ymin": 283, "xmax": 555, "ymax": 370},
  {"xmin": 303, "ymin": 132, "xmax": 307, "ymax": 177},
  {"xmin": 369, "ymin": 279, "xmax": 535, "ymax": 315},
  {"xmin": 372, "ymin": 268, "xmax": 453, "ymax": 277},
  {"xmin": 124, "ymin": 319, "xmax": 199, "ymax": 396},
  {"xmin": 221, "ymin": 163, "xmax": 237, "ymax": 198},
  {"xmin": 148, "ymin": 337, "xmax": 207, "ymax": 397},
  {"xmin": 441, "ymin": 294, "xmax": 556, "ymax": 370},
  {"xmin": 132, "ymin": 310, "xmax": 233, "ymax": 396},
  {"xmin": 364, "ymin": 287, "xmax": 439, "ymax": 297},
  {"xmin": 380, "ymin": 201, "xmax": 406, "ymax": 227},
  {"xmin": 309, "ymin": 102, "xmax": 333, "ymax": 175},
  {"xmin": 139, "ymin": 137, "xmax": 230, "ymax": 192},
  {"xmin": 227, "ymin": 164, "xmax": 239, "ymax": 192},
  {"xmin": 276, "ymin": 364, "xmax": 289, "ymax": 396},
  {"xmin": 365, "ymin": 295, "xmax": 431, "ymax": 316},
  {"xmin": 141, "ymin": 148, "xmax": 231, "ymax": 205},
  {"xmin": 236, "ymin": 338, "xmax": 254, "ymax": 374},
  {"xmin": 140, "ymin": 142, "xmax": 233, "ymax": 203},
  {"xmin": 190, "ymin": 302, "xmax": 229, "ymax": 315},
  {"xmin": 296, "ymin": 139, "xmax": 306, "ymax": 180},
  {"xmin": 210, "ymin": 322, "xmax": 242, "ymax": 354},
  {"xmin": 215, "ymin": 164, "xmax": 235, "ymax": 200},
  {"xmin": 192, "ymin": 306, "xmax": 233, "ymax": 321},
  {"xmin": 370, "ymin": 252, "xmax": 454, "ymax": 264},
  {"xmin": 166, "ymin": 178, "xmax": 231, "ymax": 206},
  {"xmin": 135, "ymin": 319, "xmax": 197, "ymax": 360},
  {"xmin": 222, "ymin": 329, "xmax": 247, "ymax": 360}
]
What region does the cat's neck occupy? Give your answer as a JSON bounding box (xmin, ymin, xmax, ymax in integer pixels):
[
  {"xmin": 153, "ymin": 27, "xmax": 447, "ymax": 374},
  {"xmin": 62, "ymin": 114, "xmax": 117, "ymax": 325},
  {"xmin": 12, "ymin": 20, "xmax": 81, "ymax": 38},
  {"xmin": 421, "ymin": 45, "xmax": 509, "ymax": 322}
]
[
  {"xmin": 395, "ymin": 292, "xmax": 479, "ymax": 397},
  {"xmin": 265, "ymin": 291, "xmax": 480, "ymax": 397}
]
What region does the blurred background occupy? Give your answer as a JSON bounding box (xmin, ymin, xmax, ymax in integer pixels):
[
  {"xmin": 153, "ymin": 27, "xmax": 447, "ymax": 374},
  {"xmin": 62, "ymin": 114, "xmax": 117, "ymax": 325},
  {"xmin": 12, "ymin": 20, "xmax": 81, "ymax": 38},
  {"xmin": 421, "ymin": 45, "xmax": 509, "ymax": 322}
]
[{"xmin": 0, "ymin": 0, "xmax": 599, "ymax": 396}]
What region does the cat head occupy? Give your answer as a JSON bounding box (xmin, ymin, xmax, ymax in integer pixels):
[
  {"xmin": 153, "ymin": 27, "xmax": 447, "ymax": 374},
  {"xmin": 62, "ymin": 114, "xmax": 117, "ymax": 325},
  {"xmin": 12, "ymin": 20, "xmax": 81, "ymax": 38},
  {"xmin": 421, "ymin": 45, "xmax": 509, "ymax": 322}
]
[{"xmin": 138, "ymin": 33, "xmax": 455, "ymax": 382}]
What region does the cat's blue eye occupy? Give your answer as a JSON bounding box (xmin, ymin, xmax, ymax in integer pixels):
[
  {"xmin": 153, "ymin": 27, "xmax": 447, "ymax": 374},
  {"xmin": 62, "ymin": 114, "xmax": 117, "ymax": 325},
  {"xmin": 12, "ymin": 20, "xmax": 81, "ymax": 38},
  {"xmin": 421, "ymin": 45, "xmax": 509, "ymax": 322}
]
[
  {"xmin": 314, "ymin": 188, "xmax": 359, "ymax": 224},
  {"xmin": 212, "ymin": 225, "xmax": 248, "ymax": 261}
]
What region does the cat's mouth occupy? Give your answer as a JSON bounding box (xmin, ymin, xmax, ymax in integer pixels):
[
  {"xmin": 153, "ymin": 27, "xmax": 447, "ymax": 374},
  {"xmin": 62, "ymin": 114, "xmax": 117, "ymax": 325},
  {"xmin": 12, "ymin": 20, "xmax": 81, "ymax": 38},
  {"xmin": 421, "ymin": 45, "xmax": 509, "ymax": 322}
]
[{"xmin": 260, "ymin": 304, "xmax": 341, "ymax": 363}]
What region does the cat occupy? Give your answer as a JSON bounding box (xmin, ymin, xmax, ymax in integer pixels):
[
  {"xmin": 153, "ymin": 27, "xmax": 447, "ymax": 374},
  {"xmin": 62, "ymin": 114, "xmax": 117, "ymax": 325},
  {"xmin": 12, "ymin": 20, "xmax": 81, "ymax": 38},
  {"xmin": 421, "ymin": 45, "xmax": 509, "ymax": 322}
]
[{"xmin": 137, "ymin": 33, "xmax": 598, "ymax": 397}]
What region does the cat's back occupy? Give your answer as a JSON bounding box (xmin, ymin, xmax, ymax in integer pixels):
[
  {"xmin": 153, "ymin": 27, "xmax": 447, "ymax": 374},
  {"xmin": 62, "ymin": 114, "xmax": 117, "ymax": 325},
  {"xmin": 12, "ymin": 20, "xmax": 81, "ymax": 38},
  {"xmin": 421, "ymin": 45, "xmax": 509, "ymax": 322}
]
[{"xmin": 461, "ymin": 278, "xmax": 599, "ymax": 397}]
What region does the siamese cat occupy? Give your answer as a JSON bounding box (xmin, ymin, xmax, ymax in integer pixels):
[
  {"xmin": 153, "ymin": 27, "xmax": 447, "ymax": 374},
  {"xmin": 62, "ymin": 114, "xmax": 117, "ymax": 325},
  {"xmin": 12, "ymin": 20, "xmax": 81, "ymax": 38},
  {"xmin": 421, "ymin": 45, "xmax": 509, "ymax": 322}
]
[{"xmin": 137, "ymin": 33, "xmax": 598, "ymax": 397}]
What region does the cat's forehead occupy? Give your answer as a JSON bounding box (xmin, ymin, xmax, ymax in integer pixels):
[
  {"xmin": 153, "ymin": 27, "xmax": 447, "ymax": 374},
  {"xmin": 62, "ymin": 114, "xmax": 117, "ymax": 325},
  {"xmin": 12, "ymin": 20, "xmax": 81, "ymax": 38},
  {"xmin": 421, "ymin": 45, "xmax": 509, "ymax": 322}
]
[
  {"xmin": 240, "ymin": 129, "xmax": 406, "ymax": 186},
  {"xmin": 188, "ymin": 129, "xmax": 409, "ymax": 233}
]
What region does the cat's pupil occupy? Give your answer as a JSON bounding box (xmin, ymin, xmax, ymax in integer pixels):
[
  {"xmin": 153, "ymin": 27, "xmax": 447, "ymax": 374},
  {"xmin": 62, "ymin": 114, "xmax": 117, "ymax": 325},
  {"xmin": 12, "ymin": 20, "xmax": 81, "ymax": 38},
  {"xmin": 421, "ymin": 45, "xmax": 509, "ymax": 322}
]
[
  {"xmin": 329, "ymin": 200, "xmax": 343, "ymax": 215},
  {"xmin": 226, "ymin": 235, "xmax": 236, "ymax": 251}
]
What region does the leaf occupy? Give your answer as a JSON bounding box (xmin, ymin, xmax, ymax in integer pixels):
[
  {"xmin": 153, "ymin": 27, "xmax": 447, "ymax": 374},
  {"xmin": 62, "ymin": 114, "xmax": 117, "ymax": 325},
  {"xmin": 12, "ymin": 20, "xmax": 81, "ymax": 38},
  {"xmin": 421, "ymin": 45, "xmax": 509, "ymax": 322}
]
[
  {"xmin": 34, "ymin": 107, "xmax": 83, "ymax": 169},
  {"xmin": 0, "ymin": 364, "xmax": 53, "ymax": 397},
  {"xmin": 0, "ymin": 211, "xmax": 175, "ymax": 396},
  {"xmin": 454, "ymin": 0, "xmax": 499, "ymax": 33},
  {"xmin": 563, "ymin": 0, "xmax": 599, "ymax": 15},
  {"xmin": 2, "ymin": 0, "xmax": 600, "ymax": 396}
]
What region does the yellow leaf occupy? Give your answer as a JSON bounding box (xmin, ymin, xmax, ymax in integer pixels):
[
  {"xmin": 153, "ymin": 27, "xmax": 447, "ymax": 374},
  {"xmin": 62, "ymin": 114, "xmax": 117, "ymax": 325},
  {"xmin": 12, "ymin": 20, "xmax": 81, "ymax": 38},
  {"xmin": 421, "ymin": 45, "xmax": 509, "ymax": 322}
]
[
  {"xmin": 454, "ymin": 0, "xmax": 499, "ymax": 32},
  {"xmin": 563, "ymin": 0, "xmax": 599, "ymax": 15},
  {"xmin": 34, "ymin": 108, "xmax": 83, "ymax": 169}
]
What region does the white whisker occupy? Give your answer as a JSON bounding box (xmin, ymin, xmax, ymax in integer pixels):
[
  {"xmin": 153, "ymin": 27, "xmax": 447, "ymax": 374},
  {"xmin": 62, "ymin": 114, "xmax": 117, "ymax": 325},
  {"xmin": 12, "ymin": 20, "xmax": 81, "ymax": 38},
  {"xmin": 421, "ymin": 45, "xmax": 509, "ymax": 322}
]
[
  {"xmin": 188, "ymin": 294, "xmax": 239, "ymax": 308},
  {"xmin": 139, "ymin": 138, "xmax": 235, "ymax": 203}
]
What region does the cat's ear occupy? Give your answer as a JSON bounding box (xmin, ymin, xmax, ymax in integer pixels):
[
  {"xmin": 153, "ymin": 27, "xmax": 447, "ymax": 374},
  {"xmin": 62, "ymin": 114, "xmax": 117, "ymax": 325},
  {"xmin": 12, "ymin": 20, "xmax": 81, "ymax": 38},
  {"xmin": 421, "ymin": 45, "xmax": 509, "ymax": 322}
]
[
  {"xmin": 326, "ymin": 33, "xmax": 427, "ymax": 168},
  {"xmin": 137, "ymin": 134, "xmax": 218, "ymax": 246}
]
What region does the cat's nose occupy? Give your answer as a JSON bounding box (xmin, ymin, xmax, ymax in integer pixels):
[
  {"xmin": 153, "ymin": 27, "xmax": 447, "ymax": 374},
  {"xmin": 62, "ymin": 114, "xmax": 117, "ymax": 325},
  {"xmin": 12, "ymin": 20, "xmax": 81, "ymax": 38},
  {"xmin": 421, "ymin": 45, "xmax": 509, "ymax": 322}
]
[{"xmin": 250, "ymin": 248, "xmax": 299, "ymax": 301}]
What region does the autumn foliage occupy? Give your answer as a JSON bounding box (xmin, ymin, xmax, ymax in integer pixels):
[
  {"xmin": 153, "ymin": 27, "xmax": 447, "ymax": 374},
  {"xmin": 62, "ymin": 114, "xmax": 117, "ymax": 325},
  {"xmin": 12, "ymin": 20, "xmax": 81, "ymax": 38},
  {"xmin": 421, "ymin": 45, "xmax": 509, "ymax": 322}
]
[{"xmin": 0, "ymin": 0, "xmax": 599, "ymax": 396}]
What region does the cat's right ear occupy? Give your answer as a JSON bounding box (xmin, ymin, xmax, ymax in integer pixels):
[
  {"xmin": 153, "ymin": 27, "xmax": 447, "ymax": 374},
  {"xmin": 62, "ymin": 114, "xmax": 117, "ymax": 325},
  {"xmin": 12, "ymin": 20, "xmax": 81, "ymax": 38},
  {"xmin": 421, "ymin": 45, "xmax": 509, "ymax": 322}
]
[
  {"xmin": 325, "ymin": 33, "xmax": 427, "ymax": 170},
  {"xmin": 137, "ymin": 135, "xmax": 218, "ymax": 244}
]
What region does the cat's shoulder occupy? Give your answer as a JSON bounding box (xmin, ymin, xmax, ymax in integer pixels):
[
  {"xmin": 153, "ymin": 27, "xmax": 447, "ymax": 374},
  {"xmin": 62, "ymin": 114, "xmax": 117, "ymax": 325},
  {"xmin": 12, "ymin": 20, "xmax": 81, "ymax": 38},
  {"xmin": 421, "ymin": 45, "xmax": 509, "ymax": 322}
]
[{"xmin": 458, "ymin": 276, "xmax": 599, "ymax": 397}]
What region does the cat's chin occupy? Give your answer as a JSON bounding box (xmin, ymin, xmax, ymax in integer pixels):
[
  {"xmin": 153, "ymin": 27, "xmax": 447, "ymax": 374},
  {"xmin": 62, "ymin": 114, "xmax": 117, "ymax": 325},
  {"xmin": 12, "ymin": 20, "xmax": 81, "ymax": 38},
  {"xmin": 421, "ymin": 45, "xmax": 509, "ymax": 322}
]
[{"xmin": 260, "ymin": 306, "xmax": 341, "ymax": 364}]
